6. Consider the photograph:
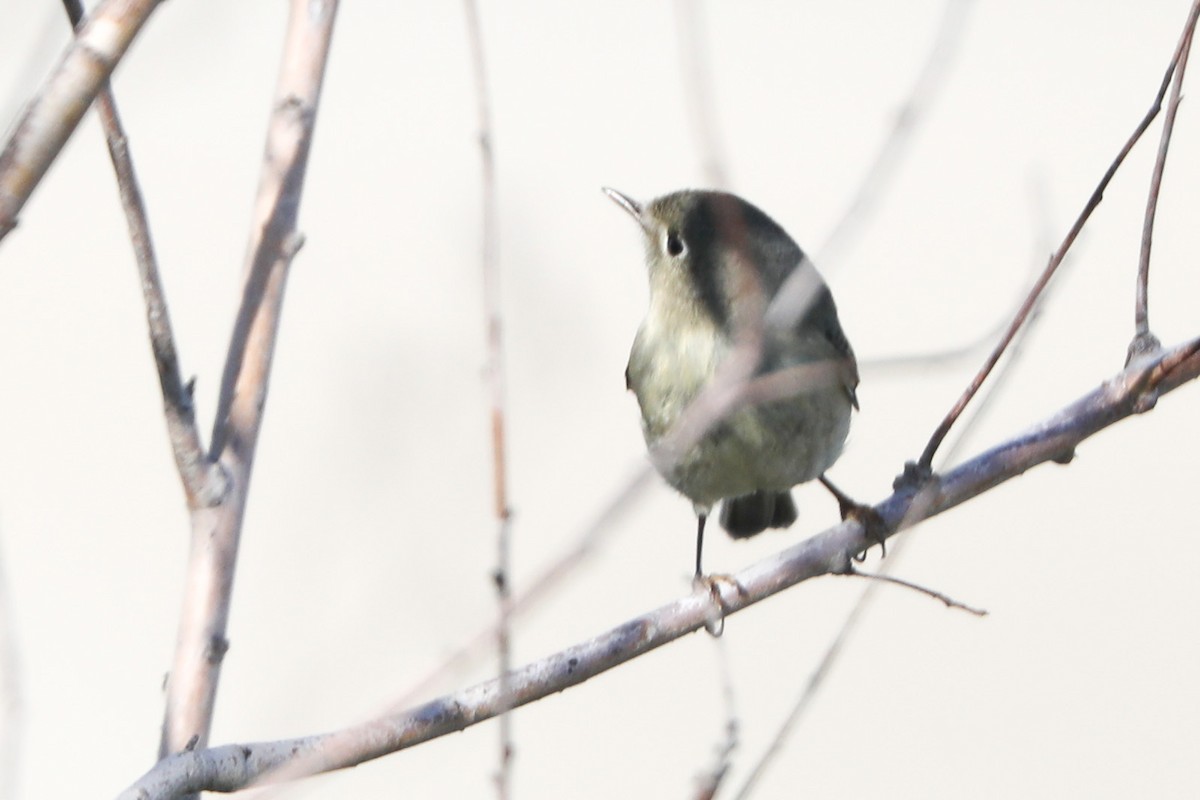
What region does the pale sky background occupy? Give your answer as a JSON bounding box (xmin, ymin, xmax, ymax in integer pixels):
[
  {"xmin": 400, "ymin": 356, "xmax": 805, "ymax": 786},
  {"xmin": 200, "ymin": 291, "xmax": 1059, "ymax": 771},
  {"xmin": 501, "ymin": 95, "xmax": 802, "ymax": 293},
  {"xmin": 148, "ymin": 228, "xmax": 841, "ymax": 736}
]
[{"xmin": 1, "ymin": 1, "xmax": 1198, "ymax": 798}]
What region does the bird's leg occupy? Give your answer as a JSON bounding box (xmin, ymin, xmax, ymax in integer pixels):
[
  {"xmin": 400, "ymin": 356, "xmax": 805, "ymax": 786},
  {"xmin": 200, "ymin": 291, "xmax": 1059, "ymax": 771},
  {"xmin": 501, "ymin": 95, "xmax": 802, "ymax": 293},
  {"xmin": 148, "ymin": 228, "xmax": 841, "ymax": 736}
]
[
  {"xmin": 819, "ymin": 475, "xmax": 888, "ymax": 560},
  {"xmin": 691, "ymin": 512, "xmax": 745, "ymax": 636}
]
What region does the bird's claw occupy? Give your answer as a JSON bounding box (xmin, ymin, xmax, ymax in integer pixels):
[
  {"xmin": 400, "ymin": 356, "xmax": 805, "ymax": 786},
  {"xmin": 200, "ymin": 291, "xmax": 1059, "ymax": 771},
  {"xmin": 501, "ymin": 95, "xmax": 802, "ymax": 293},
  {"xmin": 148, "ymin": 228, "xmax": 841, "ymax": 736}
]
[
  {"xmin": 821, "ymin": 476, "xmax": 889, "ymax": 560},
  {"xmin": 693, "ymin": 572, "xmax": 745, "ymax": 636}
]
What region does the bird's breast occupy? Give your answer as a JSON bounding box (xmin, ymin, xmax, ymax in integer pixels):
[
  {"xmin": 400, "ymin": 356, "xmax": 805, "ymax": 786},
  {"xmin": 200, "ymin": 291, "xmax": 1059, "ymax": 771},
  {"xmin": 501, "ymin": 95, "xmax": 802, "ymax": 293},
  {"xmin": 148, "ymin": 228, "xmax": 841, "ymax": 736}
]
[{"xmin": 626, "ymin": 299, "xmax": 727, "ymax": 442}]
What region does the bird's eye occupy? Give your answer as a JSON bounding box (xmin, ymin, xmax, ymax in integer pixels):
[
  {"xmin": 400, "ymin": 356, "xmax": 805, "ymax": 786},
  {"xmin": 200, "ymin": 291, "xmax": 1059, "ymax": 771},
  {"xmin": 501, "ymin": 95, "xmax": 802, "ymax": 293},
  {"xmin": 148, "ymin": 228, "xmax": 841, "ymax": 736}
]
[{"xmin": 665, "ymin": 230, "xmax": 685, "ymax": 257}]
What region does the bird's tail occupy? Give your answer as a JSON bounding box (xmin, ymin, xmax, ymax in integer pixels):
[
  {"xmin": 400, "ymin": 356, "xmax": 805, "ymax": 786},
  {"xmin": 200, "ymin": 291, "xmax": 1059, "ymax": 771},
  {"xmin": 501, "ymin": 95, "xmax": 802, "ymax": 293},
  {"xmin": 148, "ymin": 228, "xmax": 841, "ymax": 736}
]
[{"xmin": 719, "ymin": 490, "xmax": 797, "ymax": 539}]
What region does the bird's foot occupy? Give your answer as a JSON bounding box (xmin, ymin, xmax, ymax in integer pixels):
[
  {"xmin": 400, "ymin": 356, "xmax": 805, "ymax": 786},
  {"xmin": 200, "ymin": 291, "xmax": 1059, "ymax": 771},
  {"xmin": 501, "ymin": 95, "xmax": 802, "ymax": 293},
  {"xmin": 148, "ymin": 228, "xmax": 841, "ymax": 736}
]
[
  {"xmin": 819, "ymin": 476, "xmax": 889, "ymax": 561},
  {"xmin": 693, "ymin": 572, "xmax": 745, "ymax": 637}
]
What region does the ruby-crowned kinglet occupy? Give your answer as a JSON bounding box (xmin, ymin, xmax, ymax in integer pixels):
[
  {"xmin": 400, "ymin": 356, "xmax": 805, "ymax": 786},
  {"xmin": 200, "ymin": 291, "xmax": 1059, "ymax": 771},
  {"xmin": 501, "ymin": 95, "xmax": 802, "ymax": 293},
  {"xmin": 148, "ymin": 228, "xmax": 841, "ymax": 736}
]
[{"xmin": 604, "ymin": 188, "xmax": 859, "ymax": 578}]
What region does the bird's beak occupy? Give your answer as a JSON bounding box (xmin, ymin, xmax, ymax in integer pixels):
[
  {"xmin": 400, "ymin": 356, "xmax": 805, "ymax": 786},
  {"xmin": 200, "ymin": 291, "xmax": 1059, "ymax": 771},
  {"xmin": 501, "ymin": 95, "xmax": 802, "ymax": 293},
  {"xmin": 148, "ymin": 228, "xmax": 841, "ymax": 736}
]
[{"xmin": 601, "ymin": 187, "xmax": 646, "ymax": 227}]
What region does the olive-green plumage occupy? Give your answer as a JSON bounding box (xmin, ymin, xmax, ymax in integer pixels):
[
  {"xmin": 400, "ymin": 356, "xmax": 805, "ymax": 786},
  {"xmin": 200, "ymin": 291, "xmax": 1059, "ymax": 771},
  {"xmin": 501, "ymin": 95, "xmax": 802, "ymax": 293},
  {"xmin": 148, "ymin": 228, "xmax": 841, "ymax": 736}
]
[{"xmin": 605, "ymin": 188, "xmax": 858, "ymax": 575}]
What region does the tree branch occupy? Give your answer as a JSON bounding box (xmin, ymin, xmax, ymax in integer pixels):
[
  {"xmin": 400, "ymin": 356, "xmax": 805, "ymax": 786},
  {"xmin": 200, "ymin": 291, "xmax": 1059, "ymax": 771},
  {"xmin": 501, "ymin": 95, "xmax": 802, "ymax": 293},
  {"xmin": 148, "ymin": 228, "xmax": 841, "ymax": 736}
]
[
  {"xmin": 119, "ymin": 334, "xmax": 1200, "ymax": 799},
  {"xmin": 0, "ymin": 0, "xmax": 164, "ymax": 241},
  {"xmin": 59, "ymin": 0, "xmax": 222, "ymax": 507},
  {"xmin": 1134, "ymin": 0, "xmax": 1199, "ymax": 348},
  {"xmin": 461, "ymin": 0, "xmax": 516, "ymax": 795},
  {"xmin": 158, "ymin": 0, "xmax": 339, "ymax": 760},
  {"xmin": 917, "ymin": 3, "xmax": 1200, "ymax": 471}
]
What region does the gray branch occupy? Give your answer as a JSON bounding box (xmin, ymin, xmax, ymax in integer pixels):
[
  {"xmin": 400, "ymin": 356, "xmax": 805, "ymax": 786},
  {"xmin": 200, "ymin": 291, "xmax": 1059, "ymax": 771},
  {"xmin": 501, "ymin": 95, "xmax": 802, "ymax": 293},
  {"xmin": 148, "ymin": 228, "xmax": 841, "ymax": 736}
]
[{"xmin": 118, "ymin": 335, "xmax": 1200, "ymax": 799}]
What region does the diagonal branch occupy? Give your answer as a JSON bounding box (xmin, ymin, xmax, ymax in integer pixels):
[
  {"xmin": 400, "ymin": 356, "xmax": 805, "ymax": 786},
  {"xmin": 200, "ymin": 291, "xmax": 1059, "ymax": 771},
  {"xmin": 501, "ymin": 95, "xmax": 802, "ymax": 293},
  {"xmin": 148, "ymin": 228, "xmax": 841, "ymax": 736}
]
[
  {"xmin": 158, "ymin": 0, "xmax": 339, "ymax": 761},
  {"xmin": 1134, "ymin": 0, "xmax": 1200, "ymax": 348},
  {"xmin": 119, "ymin": 334, "xmax": 1200, "ymax": 799},
  {"xmin": 0, "ymin": 0, "xmax": 164, "ymax": 241},
  {"xmin": 59, "ymin": 0, "xmax": 220, "ymax": 507},
  {"xmin": 916, "ymin": 3, "xmax": 1200, "ymax": 472}
]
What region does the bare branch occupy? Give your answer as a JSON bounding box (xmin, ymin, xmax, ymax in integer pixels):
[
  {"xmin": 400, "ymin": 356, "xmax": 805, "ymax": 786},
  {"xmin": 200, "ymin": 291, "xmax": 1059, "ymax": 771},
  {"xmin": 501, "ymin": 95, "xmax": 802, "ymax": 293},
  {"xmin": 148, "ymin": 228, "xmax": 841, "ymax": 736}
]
[
  {"xmin": 844, "ymin": 568, "xmax": 987, "ymax": 616},
  {"xmin": 462, "ymin": 0, "xmax": 515, "ymax": 795},
  {"xmin": 0, "ymin": 0, "xmax": 164, "ymax": 241},
  {"xmin": 59, "ymin": 0, "xmax": 221, "ymax": 507},
  {"xmin": 119, "ymin": 335, "xmax": 1200, "ymax": 799},
  {"xmin": 917, "ymin": 5, "xmax": 1200, "ymax": 472},
  {"xmin": 1134, "ymin": 0, "xmax": 1200, "ymax": 349},
  {"xmin": 158, "ymin": 0, "xmax": 339, "ymax": 759}
]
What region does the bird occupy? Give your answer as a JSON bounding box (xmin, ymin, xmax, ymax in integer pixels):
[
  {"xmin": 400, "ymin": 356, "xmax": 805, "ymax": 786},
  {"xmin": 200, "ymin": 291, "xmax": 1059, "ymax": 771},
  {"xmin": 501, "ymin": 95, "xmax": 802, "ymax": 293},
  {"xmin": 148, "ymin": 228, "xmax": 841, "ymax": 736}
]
[{"xmin": 604, "ymin": 188, "xmax": 859, "ymax": 580}]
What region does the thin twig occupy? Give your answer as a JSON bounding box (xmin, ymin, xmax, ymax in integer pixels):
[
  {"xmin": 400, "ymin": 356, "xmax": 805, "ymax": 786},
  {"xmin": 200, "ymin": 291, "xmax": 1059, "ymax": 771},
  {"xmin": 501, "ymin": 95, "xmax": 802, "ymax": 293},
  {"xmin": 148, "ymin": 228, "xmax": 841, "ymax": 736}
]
[
  {"xmin": 1134, "ymin": 0, "xmax": 1200, "ymax": 348},
  {"xmin": 844, "ymin": 567, "xmax": 987, "ymax": 616},
  {"xmin": 59, "ymin": 0, "xmax": 221, "ymax": 508},
  {"xmin": 119, "ymin": 334, "xmax": 1200, "ymax": 798},
  {"xmin": 691, "ymin": 636, "xmax": 739, "ymax": 800},
  {"xmin": 0, "ymin": 0, "xmax": 164, "ymax": 241},
  {"xmin": 674, "ymin": 0, "xmax": 731, "ymax": 188},
  {"xmin": 158, "ymin": 0, "xmax": 339, "ymax": 761},
  {"xmin": 462, "ymin": 1, "xmax": 515, "ymax": 796},
  {"xmin": 916, "ymin": 12, "xmax": 1199, "ymax": 472}
]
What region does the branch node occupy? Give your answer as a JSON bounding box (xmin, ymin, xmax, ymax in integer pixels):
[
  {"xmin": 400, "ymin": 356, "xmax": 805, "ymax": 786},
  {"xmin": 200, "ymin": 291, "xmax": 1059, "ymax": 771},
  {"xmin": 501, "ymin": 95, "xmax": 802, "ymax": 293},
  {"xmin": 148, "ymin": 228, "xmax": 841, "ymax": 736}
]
[
  {"xmin": 892, "ymin": 460, "xmax": 933, "ymax": 493},
  {"xmin": 1126, "ymin": 330, "xmax": 1163, "ymax": 367},
  {"xmin": 1050, "ymin": 447, "xmax": 1076, "ymax": 465},
  {"xmin": 205, "ymin": 634, "xmax": 230, "ymax": 666},
  {"xmin": 819, "ymin": 480, "xmax": 891, "ymax": 560},
  {"xmin": 283, "ymin": 230, "xmax": 306, "ymax": 260},
  {"xmin": 195, "ymin": 461, "xmax": 234, "ymax": 507}
]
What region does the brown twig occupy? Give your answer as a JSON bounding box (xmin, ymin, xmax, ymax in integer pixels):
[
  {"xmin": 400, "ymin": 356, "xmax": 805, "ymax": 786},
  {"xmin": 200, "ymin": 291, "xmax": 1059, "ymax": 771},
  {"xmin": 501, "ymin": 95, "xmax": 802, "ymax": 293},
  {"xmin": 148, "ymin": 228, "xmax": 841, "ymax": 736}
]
[
  {"xmin": 1134, "ymin": 0, "xmax": 1200, "ymax": 351},
  {"xmin": 58, "ymin": 0, "xmax": 221, "ymax": 508},
  {"xmin": 843, "ymin": 567, "xmax": 987, "ymax": 616},
  {"xmin": 118, "ymin": 334, "xmax": 1200, "ymax": 798},
  {"xmin": 158, "ymin": 0, "xmax": 339, "ymax": 761},
  {"xmin": 916, "ymin": 10, "xmax": 1199, "ymax": 472},
  {"xmin": 0, "ymin": 0, "xmax": 164, "ymax": 241},
  {"xmin": 462, "ymin": 1, "xmax": 515, "ymax": 796}
]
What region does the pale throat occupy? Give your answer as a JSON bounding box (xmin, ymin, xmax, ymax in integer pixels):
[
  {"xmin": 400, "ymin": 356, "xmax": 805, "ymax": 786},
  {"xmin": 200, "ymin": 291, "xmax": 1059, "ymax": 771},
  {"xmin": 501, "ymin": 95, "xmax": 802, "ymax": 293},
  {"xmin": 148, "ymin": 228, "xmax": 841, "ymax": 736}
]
[{"xmin": 639, "ymin": 270, "xmax": 727, "ymax": 398}]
